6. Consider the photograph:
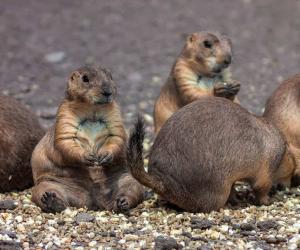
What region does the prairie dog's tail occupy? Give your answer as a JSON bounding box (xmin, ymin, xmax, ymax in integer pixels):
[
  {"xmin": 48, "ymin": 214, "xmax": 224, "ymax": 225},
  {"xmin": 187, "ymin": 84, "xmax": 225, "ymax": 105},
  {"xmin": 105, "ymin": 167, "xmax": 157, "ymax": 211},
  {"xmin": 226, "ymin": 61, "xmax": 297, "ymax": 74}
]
[{"xmin": 127, "ymin": 116, "xmax": 165, "ymax": 194}]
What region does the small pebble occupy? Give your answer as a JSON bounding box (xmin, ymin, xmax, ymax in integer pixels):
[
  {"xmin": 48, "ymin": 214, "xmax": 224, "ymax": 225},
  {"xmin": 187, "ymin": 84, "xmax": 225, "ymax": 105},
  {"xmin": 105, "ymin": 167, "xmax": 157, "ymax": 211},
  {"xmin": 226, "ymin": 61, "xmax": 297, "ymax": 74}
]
[
  {"xmin": 0, "ymin": 200, "xmax": 17, "ymax": 210},
  {"xmin": 190, "ymin": 218, "xmax": 214, "ymax": 230},
  {"xmin": 154, "ymin": 236, "xmax": 183, "ymax": 250},
  {"xmin": 75, "ymin": 213, "xmax": 95, "ymax": 224},
  {"xmin": 240, "ymin": 222, "xmax": 256, "ymax": 231},
  {"xmin": 15, "ymin": 215, "xmax": 23, "ymax": 223},
  {"xmin": 17, "ymin": 224, "xmax": 26, "ymax": 233},
  {"xmin": 257, "ymin": 220, "xmax": 278, "ymax": 230},
  {"xmin": 88, "ymin": 241, "xmax": 97, "ymax": 247},
  {"xmin": 125, "ymin": 234, "xmax": 139, "ymax": 241}
]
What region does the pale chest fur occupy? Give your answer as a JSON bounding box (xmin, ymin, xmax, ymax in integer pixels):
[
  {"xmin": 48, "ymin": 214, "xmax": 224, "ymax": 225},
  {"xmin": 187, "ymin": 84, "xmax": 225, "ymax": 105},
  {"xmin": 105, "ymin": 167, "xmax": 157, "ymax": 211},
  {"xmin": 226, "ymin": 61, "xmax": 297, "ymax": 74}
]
[
  {"xmin": 178, "ymin": 66, "xmax": 232, "ymax": 90},
  {"xmin": 74, "ymin": 111, "xmax": 110, "ymax": 153},
  {"xmin": 196, "ymin": 75, "xmax": 223, "ymax": 89}
]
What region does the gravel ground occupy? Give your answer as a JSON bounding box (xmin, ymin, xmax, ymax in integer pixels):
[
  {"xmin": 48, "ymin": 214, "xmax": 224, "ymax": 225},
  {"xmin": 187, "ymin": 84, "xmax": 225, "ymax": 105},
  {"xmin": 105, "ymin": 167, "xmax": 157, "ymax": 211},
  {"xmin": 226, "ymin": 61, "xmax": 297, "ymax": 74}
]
[
  {"xmin": 1, "ymin": 1, "xmax": 300, "ymax": 249},
  {"xmin": 1, "ymin": 185, "xmax": 300, "ymax": 249}
]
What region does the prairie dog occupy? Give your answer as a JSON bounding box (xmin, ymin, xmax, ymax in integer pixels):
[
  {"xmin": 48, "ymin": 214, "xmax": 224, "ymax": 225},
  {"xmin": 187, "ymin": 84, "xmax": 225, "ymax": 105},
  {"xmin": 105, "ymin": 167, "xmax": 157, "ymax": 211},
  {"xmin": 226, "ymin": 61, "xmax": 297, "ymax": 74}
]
[
  {"xmin": 129, "ymin": 97, "xmax": 293, "ymax": 212},
  {"xmin": 264, "ymin": 74, "xmax": 300, "ymax": 187},
  {"xmin": 0, "ymin": 96, "xmax": 44, "ymax": 192},
  {"xmin": 154, "ymin": 31, "xmax": 240, "ymax": 134},
  {"xmin": 31, "ymin": 66, "xmax": 144, "ymax": 213}
]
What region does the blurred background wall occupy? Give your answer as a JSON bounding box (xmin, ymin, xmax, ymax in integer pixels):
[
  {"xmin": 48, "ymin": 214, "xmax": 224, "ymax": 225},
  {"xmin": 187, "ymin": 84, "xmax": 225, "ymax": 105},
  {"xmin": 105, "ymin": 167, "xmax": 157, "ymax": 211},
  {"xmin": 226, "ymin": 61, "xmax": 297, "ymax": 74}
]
[{"xmin": 1, "ymin": 0, "xmax": 300, "ymax": 127}]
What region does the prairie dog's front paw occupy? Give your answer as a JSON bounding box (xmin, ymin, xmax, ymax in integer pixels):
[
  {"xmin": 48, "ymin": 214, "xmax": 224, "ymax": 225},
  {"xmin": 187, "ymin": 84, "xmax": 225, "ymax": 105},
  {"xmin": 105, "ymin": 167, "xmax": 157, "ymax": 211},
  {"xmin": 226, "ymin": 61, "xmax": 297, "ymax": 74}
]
[
  {"xmin": 84, "ymin": 153, "xmax": 99, "ymax": 166},
  {"xmin": 97, "ymin": 151, "xmax": 113, "ymax": 166},
  {"xmin": 214, "ymin": 80, "xmax": 240, "ymax": 100}
]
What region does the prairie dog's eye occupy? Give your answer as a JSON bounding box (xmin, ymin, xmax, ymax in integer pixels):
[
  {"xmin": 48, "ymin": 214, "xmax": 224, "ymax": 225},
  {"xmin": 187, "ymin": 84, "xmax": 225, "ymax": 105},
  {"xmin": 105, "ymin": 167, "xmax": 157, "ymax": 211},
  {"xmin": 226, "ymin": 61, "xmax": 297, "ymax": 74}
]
[
  {"xmin": 203, "ymin": 40, "xmax": 213, "ymax": 49},
  {"xmin": 82, "ymin": 75, "xmax": 89, "ymax": 83}
]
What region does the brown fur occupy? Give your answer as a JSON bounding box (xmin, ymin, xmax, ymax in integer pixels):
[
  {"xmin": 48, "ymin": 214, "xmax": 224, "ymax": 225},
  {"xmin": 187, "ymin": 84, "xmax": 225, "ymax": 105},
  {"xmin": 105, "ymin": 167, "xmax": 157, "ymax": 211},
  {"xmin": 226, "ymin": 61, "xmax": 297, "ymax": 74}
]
[
  {"xmin": 264, "ymin": 74, "xmax": 300, "ymax": 186},
  {"xmin": 31, "ymin": 66, "xmax": 144, "ymax": 213},
  {"xmin": 0, "ymin": 96, "xmax": 44, "ymax": 192},
  {"xmin": 153, "ymin": 31, "xmax": 240, "ymax": 134},
  {"xmin": 128, "ymin": 97, "xmax": 293, "ymax": 213}
]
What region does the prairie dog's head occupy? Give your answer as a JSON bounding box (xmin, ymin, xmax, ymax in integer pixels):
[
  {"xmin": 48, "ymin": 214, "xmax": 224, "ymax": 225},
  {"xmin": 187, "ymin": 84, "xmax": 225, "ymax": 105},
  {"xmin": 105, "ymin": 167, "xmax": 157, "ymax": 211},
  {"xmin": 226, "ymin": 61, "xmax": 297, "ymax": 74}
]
[
  {"xmin": 66, "ymin": 66, "xmax": 117, "ymax": 105},
  {"xmin": 182, "ymin": 31, "xmax": 232, "ymax": 77}
]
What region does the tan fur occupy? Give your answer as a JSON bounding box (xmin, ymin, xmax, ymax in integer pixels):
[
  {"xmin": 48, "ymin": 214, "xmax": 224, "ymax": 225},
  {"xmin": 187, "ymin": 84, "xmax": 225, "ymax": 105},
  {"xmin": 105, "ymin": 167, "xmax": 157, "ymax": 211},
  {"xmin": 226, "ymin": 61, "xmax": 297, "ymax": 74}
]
[
  {"xmin": 264, "ymin": 74, "xmax": 300, "ymax": 186},
  {"xmin": 31, "ymin": 66, "xmax": 144, "ymax": 213},
  {"xmin": 53, "ymin": 100, "xmax": 126, "ymax": 167},
  {"xmin": 0, "ymin": 96, "xmax": 44, "ymax": 192},
  {"xmin": 129, "ymin": 98, "xmax": 293, "ymax": 212},
  {"xmin": 154, "ymin": 31, "xmax": 240, "ymax": 134}
]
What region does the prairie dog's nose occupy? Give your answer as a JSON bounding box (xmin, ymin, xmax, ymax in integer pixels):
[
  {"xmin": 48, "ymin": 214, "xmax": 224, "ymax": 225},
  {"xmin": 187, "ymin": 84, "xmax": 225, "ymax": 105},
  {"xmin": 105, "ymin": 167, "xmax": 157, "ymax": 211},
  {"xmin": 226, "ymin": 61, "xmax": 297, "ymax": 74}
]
[
  {"xmin": 102, "ymin": 81, "xmax": 113, "ymax": 96},
  {"xmin": 102, "ymin": 90, "xmax": 112, "ymax": 97},
  {"xmin": 223, "ymin": 55, "xmax": 232, "ymax": 67}
]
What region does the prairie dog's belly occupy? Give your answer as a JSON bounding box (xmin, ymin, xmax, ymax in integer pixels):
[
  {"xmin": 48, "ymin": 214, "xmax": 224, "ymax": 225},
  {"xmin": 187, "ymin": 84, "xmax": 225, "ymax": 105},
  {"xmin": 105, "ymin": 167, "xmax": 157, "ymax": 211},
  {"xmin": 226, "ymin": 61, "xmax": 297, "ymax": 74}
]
[{"xmin": 76, "ymin": 119, "xmax": 108, "ymax": 152}]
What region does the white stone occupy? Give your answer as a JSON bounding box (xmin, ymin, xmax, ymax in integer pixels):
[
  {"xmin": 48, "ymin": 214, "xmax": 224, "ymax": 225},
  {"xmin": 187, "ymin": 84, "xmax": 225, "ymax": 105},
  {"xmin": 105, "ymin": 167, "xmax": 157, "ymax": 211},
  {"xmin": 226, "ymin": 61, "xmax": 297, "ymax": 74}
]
[
  {"xmin": 220, "ymin": 225, "xmax": 229, "ymax": 233},
  {"xmin": 119, "ymin": 239, "xmax": 126, "ymax": 244},
  {"xmin": 88, "ymin": 241, "xmax": 97, "ymax": 247},
  {"xmin": 45, "ymin": 51, "xmax": 66, "ymax": 63},
  {"xmin": 48, "ymin": 219, "xmax": 56, "ymax": 225}
]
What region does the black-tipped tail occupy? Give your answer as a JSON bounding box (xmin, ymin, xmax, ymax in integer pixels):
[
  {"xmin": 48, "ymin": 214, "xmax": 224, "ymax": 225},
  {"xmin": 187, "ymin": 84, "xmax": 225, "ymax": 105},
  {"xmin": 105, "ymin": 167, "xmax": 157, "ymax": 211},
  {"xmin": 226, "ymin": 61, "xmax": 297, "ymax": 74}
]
[
  {"xmin": 128, "ymin": 115, "xmax": 145, "ymax": 166},
  {"xmin": 127, "ymin": 116, "xmax": 164, "ymax": 194}
]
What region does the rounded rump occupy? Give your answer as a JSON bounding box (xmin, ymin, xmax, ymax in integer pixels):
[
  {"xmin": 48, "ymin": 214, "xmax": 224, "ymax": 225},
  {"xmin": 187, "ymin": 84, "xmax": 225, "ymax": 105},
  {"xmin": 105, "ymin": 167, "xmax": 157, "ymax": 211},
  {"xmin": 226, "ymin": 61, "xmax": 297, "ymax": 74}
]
[
  {"xmin": 0, "ymin": 96, "xmax": 44, "ymax": 192},
  {"xmin": 149, "ymin": 97, "xmax": 285, "ymax": 211}
]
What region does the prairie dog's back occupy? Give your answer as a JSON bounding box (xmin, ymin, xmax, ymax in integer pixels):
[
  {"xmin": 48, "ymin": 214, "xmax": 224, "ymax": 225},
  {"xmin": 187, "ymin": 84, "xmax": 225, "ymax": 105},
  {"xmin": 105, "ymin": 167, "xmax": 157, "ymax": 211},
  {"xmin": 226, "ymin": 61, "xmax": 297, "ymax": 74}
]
[
  {"xmin": 0, "ymin": 96, "xmax": 44, "ymax": 159},
  {"xmin": 0, "ymin": 96, "xmax": 43, "ymax": 136},
  {"xmin": 130, "ymin": 97, "xmax": 288, "ymax": 212},
  {"xmin": 264, "ymin": 75, "xmax": 300, "ymax": 118},
  {"xmin": 150, "ymin": 97, "xmax": 285, "ymax": 202},
  {"xmin": 264, "ymin": 74, "xmax": 300, "ymax": 185},
  {"xmin": 264, "ymin": 74, "xmax": 300, "ymax": 147},
  {"xmin": 0, "ymin": 96, "xmax": 44, "ymax": 192}
]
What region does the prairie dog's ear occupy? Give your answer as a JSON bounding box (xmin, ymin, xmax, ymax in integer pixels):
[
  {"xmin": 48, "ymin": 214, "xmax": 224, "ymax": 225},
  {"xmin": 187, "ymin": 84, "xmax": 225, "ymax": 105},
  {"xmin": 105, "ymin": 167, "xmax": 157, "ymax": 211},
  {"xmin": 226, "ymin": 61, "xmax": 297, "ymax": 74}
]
[
  {"xmin": 102, "ymin": 68, "xmax": 113, "ymax": 80},
  {"xmin": 66, "ymin": 71, "xmax": 80, "ymax": 99},
  {"xmin": 69, "ymin": 71, "xmax": 80, "ymax": 82},
  {"xmin": 187, "ymin": 33, "xmax": 198, "ymax": 43},
  {"xmin": 224, "ymin": 36, "xmax": 233, "ymax": 48},
  {"xmin": 219, "ymin": 32, "xmax": 232, "ymax": 43}
]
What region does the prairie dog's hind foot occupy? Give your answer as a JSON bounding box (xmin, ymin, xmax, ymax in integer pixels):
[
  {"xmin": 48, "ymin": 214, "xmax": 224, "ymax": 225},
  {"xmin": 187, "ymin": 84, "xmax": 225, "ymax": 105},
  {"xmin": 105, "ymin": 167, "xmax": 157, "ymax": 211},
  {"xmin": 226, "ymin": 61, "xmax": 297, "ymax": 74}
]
[
  {"xmin": 247, "ymin": 190, "xmax": 271, "ymax": 206},
  {"xmin": 115, "ymin": 196, "xmax": 130, "ymax": 212},
  {"xmin": 256, "ymin": 194, "xmax": 271, "ymax": 206},
  {"xmin": 227, "ymin": 186, "xmax": 243, "ymax": 206},
  {"xmin": 291, "ymin": 174, "xmax": 300, "ymax": 187},
  {"xmin": 41, "ymin": 192, "xmax": 67, "ymax": 213}
]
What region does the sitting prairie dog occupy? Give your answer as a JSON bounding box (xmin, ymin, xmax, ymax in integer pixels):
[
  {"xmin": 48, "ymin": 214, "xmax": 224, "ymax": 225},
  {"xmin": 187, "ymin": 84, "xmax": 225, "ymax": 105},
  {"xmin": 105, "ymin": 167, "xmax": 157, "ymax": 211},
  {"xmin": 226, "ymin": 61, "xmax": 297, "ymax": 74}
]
[
  {"xmin": 0, "ymin": 96, "xmax": 44, "ymax": 192},
  {"xmin": 264, "ymin": 74, "xmax": 300, "ymax": 187},
  {"xmin": 153, "ymin": 31, "xmax": 240, "ymax": 134},
  {"xmin": 31, "ymin": 66, "xmax": 144, "ymax": 213},
  {"xmin": 128, "ymin": 97, "xmax": 294, "ymax": 213}
]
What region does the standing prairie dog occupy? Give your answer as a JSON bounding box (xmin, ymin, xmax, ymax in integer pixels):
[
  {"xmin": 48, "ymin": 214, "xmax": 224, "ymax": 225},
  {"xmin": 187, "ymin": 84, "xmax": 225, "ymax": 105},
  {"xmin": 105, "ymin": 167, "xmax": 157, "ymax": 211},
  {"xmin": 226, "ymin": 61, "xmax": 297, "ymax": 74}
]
[
  {"xmin": 31, "ymin": 66, "xmax": 144, "ymax": 213},
  {"xmin": 0, "ymin": 96, "xmax": 44, "ymax": 192},
  {"xmin": 129, "ymin": 97, "xmax": 294, "ymax": 213},
  {"xmin": 264, "ymin": 74, "xmax": 300, "ymax": 186},
  {"xmin": 154, "ymin": 31, "xmax": 240, "ymax": 134}
]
